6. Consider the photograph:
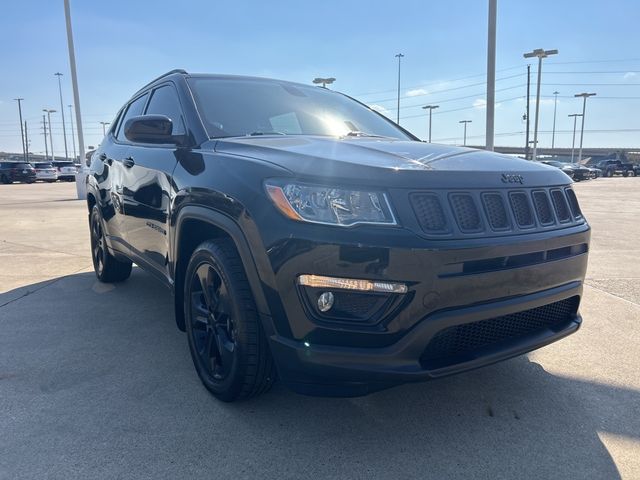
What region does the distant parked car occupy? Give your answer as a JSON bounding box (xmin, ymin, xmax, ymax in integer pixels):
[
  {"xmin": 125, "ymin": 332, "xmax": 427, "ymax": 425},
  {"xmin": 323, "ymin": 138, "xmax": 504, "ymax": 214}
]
[
  {"xmin": 0, "ymin": 161, "xmax": 36, "ymax": 184},
  {"xmin": 541, "ymin": 161, "xmax": 590, "ymax": 181},
  {"xmin": 51, "ymin": 160, "xmax": 77, "ymax": 181},
  {"xmin": 596, "ymin": 159, "xmax": 636, "ymax": 177},
  {"xmin": 585, "ymin": 166, "xmax": 602, "ymax": 179},
  {"xmin": 32, "ymin": 162, "xmax": 58, "ymax": 182},
  {"xmin": 539, "ymin": 161, "xmax": 575, "ymax": 180}
]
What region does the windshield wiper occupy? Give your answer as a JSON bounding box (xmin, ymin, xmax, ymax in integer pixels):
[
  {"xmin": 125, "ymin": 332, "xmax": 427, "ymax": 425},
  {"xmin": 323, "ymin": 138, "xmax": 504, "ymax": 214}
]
[
  {"xmin": 343, "ymin": 131, "xmax": 389, "ymax": 138},
  {"xmin": 248, "ymin": 131, "xmax": 286, "ymax": 136}
]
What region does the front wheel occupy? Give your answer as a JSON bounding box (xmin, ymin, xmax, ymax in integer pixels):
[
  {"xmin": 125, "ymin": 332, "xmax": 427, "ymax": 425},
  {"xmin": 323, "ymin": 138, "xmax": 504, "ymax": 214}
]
[
  {"xmin": 184, "ymin": 239, "xmax": 275, "ymax": 402},
  {"xmin": 90, "ymin": 205, "xmax": 132, "ymax": 282}
]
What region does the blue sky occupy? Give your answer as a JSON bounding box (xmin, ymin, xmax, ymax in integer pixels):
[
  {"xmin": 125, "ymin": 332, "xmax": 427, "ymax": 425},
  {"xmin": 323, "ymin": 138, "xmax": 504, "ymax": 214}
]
[{"xmin": 1, "ymin": 0, "xmax": 639, "ymax": 156}]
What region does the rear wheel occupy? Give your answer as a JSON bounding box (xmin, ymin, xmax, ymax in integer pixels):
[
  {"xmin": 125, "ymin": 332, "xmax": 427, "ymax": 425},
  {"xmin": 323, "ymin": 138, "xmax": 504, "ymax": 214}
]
[
  {"xmin": 90, "ymin": 205, "xmax": 132, "ymax": 282},
  {"xmin": 184, "ymin": 239, "xmax": 275, "ymax": 402},
  {"xmin": 606, "ymin": 169, "xmax": 614, "ymax": 177}
]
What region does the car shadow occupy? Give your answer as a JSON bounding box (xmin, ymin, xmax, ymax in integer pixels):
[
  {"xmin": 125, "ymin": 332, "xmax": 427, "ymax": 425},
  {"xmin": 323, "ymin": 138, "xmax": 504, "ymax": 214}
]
[{"xmin": 1, "ymin": 269, "xmax": 636, "ymax": 478}]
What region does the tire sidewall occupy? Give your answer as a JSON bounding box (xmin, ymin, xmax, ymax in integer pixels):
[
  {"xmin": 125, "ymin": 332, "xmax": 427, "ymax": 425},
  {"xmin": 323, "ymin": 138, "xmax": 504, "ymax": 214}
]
[{"xmin": 184, "ymin": 246, "xmax": 247, "ymax": 400}]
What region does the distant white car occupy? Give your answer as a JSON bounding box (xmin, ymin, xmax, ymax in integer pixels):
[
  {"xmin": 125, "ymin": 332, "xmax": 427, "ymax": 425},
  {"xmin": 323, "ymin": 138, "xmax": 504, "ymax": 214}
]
[
  {"xmin": 51, "ymin": 161, "xmax": 77, "ymax": 181},
  {"xmin": 32, "ymin": 162, "xmax": 58, "ymax": 182}
]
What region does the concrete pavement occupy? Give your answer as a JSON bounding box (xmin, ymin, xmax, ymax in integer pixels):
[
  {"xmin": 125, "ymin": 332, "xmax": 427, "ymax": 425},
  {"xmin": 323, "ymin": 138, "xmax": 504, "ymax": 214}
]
[{"xmin": 1, "ymin": 179, "xmax": 639, "ymax": 479}]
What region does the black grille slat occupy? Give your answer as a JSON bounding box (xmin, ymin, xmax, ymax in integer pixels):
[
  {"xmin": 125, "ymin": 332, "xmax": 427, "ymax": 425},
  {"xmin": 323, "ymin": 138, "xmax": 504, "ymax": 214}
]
[
  {"xmin": 482, "ymin": 193, "xmax": 509, "ymax": 230},
  {"xmin": 509, "ymin": 192, "xmax": 535, "ymax": 228},
  {"xmin": 410, "ymin": 193, "xmax": 448, "ymax": 232},
  {"xmin": 532, "ymin": 190, "xmax": 555, "ymax": 225},
  {"xmin": 450, "ymin": 194, "xmax": 482, "ymax": 232},
  {"xmin": 565, "ymin": 188, "xmax": 582, "ymax": 218},
  {"xmin": 421, "ymin": 297, "xmax": 580, "ymax": 367},
  {"xmin": 550, "ymin": 189, "xmax": 571, "ymax": 223}
]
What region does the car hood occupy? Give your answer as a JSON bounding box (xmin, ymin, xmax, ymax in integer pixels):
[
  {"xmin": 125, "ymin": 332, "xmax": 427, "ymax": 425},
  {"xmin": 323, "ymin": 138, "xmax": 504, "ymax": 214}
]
[{"xmin": 213, "ymin": 136, "xmax": 571, "ymax": 188}]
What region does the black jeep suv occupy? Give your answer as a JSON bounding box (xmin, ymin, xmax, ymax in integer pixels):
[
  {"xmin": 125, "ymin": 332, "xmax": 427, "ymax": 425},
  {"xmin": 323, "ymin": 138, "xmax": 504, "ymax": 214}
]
[{"xmin": 87, "ymin": 70, "xmax": 590, "ymax": 401}]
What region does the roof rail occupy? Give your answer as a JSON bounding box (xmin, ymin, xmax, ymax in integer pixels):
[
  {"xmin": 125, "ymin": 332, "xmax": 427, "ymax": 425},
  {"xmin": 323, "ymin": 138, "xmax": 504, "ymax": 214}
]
[{"xmin": 135, "ymin": 69, "xmax": 188, "ymax": 94}]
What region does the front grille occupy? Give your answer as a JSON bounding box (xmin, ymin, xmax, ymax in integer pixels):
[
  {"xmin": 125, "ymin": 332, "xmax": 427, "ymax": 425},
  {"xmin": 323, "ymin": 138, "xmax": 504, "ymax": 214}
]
[
  {"xmin": 450, "ymin": 194, "xmax": 482, "ymax": 231},
  {"xmin": 409, "ymin": 187, "xmax": 584, "ymax": 238},
  {"xmin": 551, "ymin": 189, "xmax": 571, "ymax": 222},
  {"xmin": 482, "ymin": 193, "xmax": 509, "ymax": 230},
  {"xmin": 420, "ymin": 296, "xmax": 580, "ymax": 368},
  {"xmin": 509, "ymin": 192, "xmax": 534, "ymax": 227},
  {"xmin": 532, "ymin": 190, "xmax": 554, "ymax": 225},
  {"xmin": 410, "ymin": 193, "xmax": 448, "ymax": 232}
]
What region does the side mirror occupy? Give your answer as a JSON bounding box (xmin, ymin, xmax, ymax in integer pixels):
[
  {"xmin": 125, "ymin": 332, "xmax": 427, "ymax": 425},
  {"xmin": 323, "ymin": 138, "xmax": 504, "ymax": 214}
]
[{"xmin": 124, "ymin": 115, "xmax": 176, "ymax": 144}]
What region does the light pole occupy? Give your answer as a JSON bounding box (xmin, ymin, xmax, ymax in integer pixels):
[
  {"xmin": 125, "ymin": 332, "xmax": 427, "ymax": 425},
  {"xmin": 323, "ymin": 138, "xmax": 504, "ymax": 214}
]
[
  {"xmin": 551, "ymin": 90, "xmax": 559, "ymax": 148},
  {"xmin": 395, "ymin": 53, "xmax": 404, "ymax": 124},
  {"xmin": 312, "ymin": 77, "xmax": 335, "ymax": 88},
  {"xmin": 42, "ymin": 114, "xmax": 49, "ymax": 161},
  {"xmin": 68, "ymin": 105, "xmax": 77, "ymax": 161},
  {"xmin": 14, "ymin": 98, "xmax": 27, "ymax": 162},
  {"xmin": 54, "ymin": 73, "xmax": 69, "ymax": 160},
  {"xmin": 100, "ymin": 121, "xmax": 110, "ymax": 136},
  {"xmin": 64, "ymin": 0, "xmax": 87, "ymax": 198},
  {"xmin": 459, "ymin": 120, "xmax": 472, "ymax": 146},
  {"xmin": 43, "ymin": 109, "xmax": 57, "ymax": 161},
  {"xmin": 575, "ymin": 92, "xmax": 596, "ymax": 163},
  {"xmin": 568, "ymin": 113, "xmax": 582, "ymax": 163},
  {"xmin": 485, "ymin": 0, "xmax": 497, "ymax": 151},
  {"xmin": 523, "ymin": 48, "xmax": 558, "ymax": 161},
  {"xmin": 422, "ymin": 105, "xmax": 439, "ymax": 143}
]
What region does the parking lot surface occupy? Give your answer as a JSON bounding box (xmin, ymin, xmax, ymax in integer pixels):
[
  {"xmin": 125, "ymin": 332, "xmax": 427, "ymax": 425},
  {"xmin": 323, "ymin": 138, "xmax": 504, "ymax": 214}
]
[{"xmin": 1, "ymin": 179, "xmax": 639, "ymax": 479}]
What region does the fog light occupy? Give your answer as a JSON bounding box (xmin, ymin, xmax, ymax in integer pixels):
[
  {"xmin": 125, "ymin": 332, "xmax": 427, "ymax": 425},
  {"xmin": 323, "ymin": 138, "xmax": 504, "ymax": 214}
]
[{"xmin": 317, "ymin": 291, "xmax": 334, "ymax": 312}]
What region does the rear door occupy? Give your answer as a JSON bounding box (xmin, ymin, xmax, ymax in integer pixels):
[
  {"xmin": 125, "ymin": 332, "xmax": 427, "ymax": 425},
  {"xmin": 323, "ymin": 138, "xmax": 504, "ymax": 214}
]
[
  {"xmin": 120, "ymin": 83, "xmax": 184, "ymax": 278},
  {"xmin": 94, "ymin": 92, "xmax": 148, "ymax": 253}
]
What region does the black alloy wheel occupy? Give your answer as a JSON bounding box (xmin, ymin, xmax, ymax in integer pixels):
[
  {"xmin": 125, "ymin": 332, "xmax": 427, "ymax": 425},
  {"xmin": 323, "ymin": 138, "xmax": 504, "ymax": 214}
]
[{"xmin": 184, "ymin": 239, "xmax": 275, "ymax": 401}]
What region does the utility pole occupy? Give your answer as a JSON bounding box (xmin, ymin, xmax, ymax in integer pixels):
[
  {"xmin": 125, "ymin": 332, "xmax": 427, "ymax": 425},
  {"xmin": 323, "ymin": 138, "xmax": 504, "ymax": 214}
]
[
  {"xmin": 42, "ymin": 114, "xmax": 49, "ymax": 161},
  {"xmin": 64, "ymin": 0, "xmax": 87, "ymax": 198},
  {"xmin": 54, "ymin": 73, "xmax": 69, "ymax": 160},
  {"xmin": 485, "ymin": 0, "xmax": 497, "ymax": 151},
  {"xmin": 395, "ymin": 53, "xmax": 404, "ymax": 124},
  {"xmin": 422, "ymin": 105, "xmax": 439, "ymax": 143},
  {"xmin": 14, "ymin": 98, "xmax": 26, "ymax": 162},
  {"xmin": 575, "ymin": 92, "xmax": 596, "ymax": 163},
  {"xmin": 459, "ymin": 120, "xmax": 472, "ymax": 146},
  {"xmin": 68, "ymin": 104, "xmax": 77, "ymax": 161},
  {"xmin": 24, "ymin": 121, "xmax": 29, "ymax": 162},
  {"xmin": 100, "ymin": 121, "xmax": 110, "ymax": 136},
  {"xmin": 551, "ymin": 91, "xmax": 559, "ymax": 149},
  {"xmin": 525, "ymin": 65, "xmax": 531, "ymax": 159},
  {"xmin": 523, "ymin": 48, "xmax": 558, "ymax": 161},
  {"xmin": 568, "ymin": 113, "xmax": 582, "ymax": 163},
  {"xmin": 43, "ymin": 109, "xmax": 56, "ymax": 161}
]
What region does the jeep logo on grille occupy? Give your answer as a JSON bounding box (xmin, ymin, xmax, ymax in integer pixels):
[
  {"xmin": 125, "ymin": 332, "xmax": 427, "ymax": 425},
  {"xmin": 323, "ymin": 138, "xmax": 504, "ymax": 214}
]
[{"xmin": 501, "ymin": 173, "xmax": 524, "ymax": 184}]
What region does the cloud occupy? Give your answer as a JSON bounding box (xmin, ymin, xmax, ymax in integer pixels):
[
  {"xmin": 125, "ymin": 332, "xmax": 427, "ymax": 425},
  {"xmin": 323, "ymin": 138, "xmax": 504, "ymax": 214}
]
[
  {"xmin": 369, "ymin": 104, "xmax": 390, "ymax": 116},
  {"xmin": 623, "ymin": 72, "xmax": 637, "ymax": 80},
  {"xmin": 473, "ymin": 98, "xmax": 502, "ymax": 109},
  {"xmin": 406, "ymin": 88, "xmax": 429, "ymax": 97},
  {"xmin": 473, "ymin": 98, "xmax": 487, "ymax": 109}
]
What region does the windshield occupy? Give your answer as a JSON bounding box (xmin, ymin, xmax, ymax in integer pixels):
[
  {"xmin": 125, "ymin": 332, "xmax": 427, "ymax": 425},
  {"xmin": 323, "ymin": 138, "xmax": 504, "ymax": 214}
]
[
  {"xmin": 187, "ymin": 77, "xmax": 413, "ymax": 140},
  {"xmin": 11, "ymin": 163, "xmax": 32, "ymax": 168}
]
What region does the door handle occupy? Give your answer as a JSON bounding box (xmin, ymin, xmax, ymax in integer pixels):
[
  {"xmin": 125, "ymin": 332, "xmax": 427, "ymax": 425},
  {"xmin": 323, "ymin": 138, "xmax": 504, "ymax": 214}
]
[{"xmin": 122, "ymin": 157, "xmax": 135, "ymax": 168}]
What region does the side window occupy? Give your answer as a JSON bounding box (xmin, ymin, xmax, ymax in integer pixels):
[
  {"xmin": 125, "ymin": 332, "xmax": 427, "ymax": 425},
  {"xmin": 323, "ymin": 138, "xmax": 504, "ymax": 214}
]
[
  {"xmin": 145, "ymin": 85, "xmax": 186, "ymax": 135},
  {"xmin": 116, "ymin": 93, "xmax": 149, "ymax": 142}
]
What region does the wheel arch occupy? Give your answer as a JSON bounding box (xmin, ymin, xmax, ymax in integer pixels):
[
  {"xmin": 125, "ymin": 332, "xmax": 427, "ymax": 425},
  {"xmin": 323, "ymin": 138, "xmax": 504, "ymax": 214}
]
[{"xmin": 172, "ymin": 205, "xmax": 272, "ymax": 332}]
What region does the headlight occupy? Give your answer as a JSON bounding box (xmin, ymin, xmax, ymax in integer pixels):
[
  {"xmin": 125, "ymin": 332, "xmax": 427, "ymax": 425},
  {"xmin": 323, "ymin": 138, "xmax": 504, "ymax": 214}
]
[{"xmin": 265, "ymin": 181, "xmax": 396, "ymax": 226}]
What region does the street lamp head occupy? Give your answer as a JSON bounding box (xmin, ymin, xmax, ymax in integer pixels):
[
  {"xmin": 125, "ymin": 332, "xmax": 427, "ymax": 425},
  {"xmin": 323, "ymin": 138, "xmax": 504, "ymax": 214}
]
[
  {"xmin": 422, "ymin": 105, "xmax": 439, "ymax": 110},
  {"xmin": 459, "ymin": 120, "xmax": 472, "ymax": 124},
  {"xmin": 312, "ymin": 77, "xmax": 335, "ymax": 88},
  {"xmin": 568, "ymin": 113, "xmax": 583, "ymax": 118},
  {"xmin": 54, "ymin": 72, "xmax": 63, "ymax": 77},
  {"xmin": 553, "ymin": 91, "xmax": 560, "ymax": 95},
  {"xmin": 43, "ymin": 108, "xmax": 57, "ymax": 113},
  {"xmin": 574, "ymin": 92, "xmax": 596, "ymax": 98},
  {"xmin": 523, "ymin": 48, "xmax": 558, "ymax": 59},
  {"xmin": 395, "ymin": 53, "xmax": 404, "ymax": 58}
]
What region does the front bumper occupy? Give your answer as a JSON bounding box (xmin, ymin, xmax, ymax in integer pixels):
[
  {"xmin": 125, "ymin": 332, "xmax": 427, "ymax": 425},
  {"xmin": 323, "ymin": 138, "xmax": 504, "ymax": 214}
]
[{"xmin": 259, "ymin": 223, "xmax": 590, "ymax": 396}]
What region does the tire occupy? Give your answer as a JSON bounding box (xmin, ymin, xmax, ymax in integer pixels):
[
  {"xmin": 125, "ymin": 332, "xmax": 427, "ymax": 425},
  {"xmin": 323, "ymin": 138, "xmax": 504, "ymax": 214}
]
[
  {"xmin": 623, "ymin": 170, "xmax": 629, "ymax": 177},
  {"xmin": 0, "ymin": 174, "xmax": 10, "ymax": 184},
  {"xmin": 184, "ymin": 239, "xmax": 275, "ymax": 402},
  {"xmin": 606, "ymin": 169, "xmax": 613, "ymax": 178},
  {"xmin": 90, "ymin": 205, "xmax": 132, "ymax": 282}
]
